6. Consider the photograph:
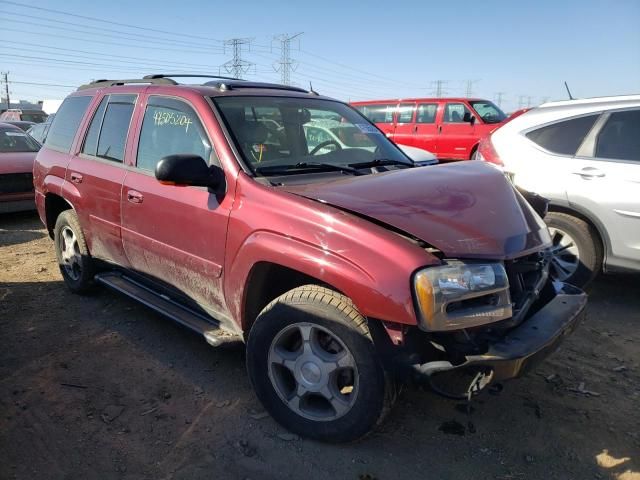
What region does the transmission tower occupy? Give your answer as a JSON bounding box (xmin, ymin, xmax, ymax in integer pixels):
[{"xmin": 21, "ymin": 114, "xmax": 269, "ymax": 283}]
[
  {"xmin": 465, "ymin": 79, "xmax": 479, "ymax": 97},
  {"xmin": 273, "ymin": 32, "xmax": 302, "ymax": 85},
  {"xmin": 2, "ymin": 72, "xmax": 10, "ymax": 109},
  {"xmin": 221, "ymin": 38, "xmax": 254, "ymax": 79},
  {"xmin": 431, "ymin": 80, "xmax": 448, "ymax": 98},
  {"xmin": 494, "ymin": 91, "xmax": 505, "ymax": 107},
  {"xmin": 518, "ymin": 95, "xmax": 527, "ymax": 109}
]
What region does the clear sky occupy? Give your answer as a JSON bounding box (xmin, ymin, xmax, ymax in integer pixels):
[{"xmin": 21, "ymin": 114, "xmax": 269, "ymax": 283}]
[{"xmin": 1, "ymin": 0, "xmax": 639, "ymax": 112}]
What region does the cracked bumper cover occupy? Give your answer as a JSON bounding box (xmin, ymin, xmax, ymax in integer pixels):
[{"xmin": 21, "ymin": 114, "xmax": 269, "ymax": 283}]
[{"xmin": 409, "ymin": 282, "xmax": 587, "ymax": 382}]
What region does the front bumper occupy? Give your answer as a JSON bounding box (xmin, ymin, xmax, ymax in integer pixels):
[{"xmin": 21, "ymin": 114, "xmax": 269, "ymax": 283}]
[{"xmin": 407, "ymin": 281, "xmax": 586, "ymax": 384}]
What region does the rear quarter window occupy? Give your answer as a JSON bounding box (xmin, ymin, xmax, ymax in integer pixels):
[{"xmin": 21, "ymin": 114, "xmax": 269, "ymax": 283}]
[
  {"xmin": 45, "ymin": 96, "xmax": 93, "ymax": 153},
  {"xmin": 525, "ymin": 114, "xmax": 598, "ymax": 155}
]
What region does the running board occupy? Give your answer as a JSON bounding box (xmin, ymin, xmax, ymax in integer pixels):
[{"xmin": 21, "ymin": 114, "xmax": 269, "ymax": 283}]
[{"xmin": 94, "ymin": 272, "xmax": 240, "ymax": 347}]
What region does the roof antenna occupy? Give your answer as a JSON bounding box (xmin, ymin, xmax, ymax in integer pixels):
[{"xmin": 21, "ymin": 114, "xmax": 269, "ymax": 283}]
[
  {"xmin": 564, "ymin": 81, "xmax": 574, "ymax": 100},
  {"xmin": 309, "ymin": 81, "xmax": 319, "ymax": 96}
]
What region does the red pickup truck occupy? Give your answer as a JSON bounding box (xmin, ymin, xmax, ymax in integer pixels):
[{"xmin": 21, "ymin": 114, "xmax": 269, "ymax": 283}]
[
  {"xmin": 33, "ymin": 75, "xmax": 586, "ymax": 442},
  {"xmin": 352, "ymin": 98, "xmax": 507, "ymax": 161}
]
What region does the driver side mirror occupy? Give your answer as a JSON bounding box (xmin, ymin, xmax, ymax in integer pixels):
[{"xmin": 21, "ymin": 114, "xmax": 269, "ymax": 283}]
[
  {"xmin": 463, "ymin": 112, "xmax": 476, "ymax": 125},
  {"xmin": 155, "ymin": 154, "xmax": 226, "ymax": 194}
]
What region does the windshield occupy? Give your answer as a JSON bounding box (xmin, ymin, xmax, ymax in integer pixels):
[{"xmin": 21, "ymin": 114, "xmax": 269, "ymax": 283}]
[
  {"xmin": 213, "ymin": 96, "xmax": 411, "ymax": 176},
  {"xmin": 470, "ymin": 101, "xmax": 506, "ymax": 124},
  {"xmin": 20, "ymin": 112, "xmax": 48, "ymax": 123},
  {"xmin": 0, "ymin": 127, "xmax": 40, "ymax": 153}
]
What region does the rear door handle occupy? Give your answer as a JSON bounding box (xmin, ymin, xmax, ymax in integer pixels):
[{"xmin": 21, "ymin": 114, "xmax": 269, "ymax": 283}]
[
  {"xmin": 70, "ymin": 172, "xmax": 83, "ymax": 184},
  {"xmin": 438, "ymin": 125, "xmax": 442, "ymax": 133},
  {"xmin": 572, "ymin": 167, "xmax": 605, "ymax": 179},
  {"xmin": 127, "ymin": 190, "xmax": 144, "ymax": 204}
]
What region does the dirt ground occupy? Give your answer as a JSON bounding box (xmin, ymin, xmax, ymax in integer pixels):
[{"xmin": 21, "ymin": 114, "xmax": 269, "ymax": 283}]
[{"xmin": 1, "ymin": 211, "xmax": 638, "ymax": 480}]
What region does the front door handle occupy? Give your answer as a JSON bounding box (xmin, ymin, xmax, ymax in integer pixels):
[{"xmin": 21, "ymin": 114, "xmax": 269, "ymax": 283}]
[
  {"xmin": 70, "ymin": 172, "xmax": 83, "ymax": 184},
  {"xmin": 438, "ymin": 125, "xmax": 442, "ymax": 133},
  {"xmin": 572, "ymin": 167, "xmax": 605, "ymax": 179},
  {"xmin": 127, "ymin": 190, "xmax": 144, "ymax": 204},
  {"xmin": 413, "ymin": 125, "xmax": 418, "ymax": 133}
]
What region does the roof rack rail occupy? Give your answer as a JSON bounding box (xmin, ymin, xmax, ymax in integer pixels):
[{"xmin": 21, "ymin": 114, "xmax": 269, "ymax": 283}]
[
  {"xmin": 77, "ymin": 77, "xmax": 177, "ymax": 90},
  {"xmin": 203, "ymin": 80, "xmax": 309, "ymax": 93},
  {"xmin": 143, "ymin": 74, "xmax": 244, "ymax": 82}
]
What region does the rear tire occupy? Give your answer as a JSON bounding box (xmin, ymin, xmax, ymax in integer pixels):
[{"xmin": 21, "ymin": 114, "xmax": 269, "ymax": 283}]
[
  {"xmin": 545, "ymin": 212, "xmax": 602, "ymax": 288},
  {"xmin": 54, "ymin": 210, "xmax": 94, "ymax": 294},
  {"xmin": 246, "ymin": 285, "xmax": 394, "ymax": 443}
]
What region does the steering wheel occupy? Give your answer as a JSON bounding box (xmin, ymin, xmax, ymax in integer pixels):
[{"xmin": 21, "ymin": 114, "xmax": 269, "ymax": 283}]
[{"xmin": 310, "ymin": 140, "xmax": 342, "ymax": 155}]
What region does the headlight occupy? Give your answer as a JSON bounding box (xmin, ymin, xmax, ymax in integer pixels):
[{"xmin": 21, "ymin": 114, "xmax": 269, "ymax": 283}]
[{"xmin": 414, "ymin": 262, "xmax": 512, "ymax": 331}]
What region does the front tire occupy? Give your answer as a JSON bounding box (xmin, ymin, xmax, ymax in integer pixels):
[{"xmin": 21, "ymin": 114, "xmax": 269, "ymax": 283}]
[
  {"xmin": 54, "ymin": 210, "xmax": 94, "ymax": 294},
  {"xmin": 545, "ymin": 212, "xmax": 602, "ymax": 288},
  {"xmin": 246, "ymin": 285, "xmax": 394, "ymax": 443}
]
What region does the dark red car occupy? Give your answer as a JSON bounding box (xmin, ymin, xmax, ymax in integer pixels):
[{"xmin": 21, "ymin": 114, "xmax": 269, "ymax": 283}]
[
  {"xmin": 0, "ymin": 122, "xmax": 39, "ymax": 213},
  {"xmin": 351, "ymin": 98, "xmax": 508, "ymax": 161},
  {"xmin": 33, "ymin": 75, "xmax": 586, "ymax": 442}
]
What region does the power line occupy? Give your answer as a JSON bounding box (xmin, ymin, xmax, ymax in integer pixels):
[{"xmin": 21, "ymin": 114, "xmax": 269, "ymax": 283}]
[
  {"xmin": 272, "ymin": 33, "xmax": 302, "ymax": 86},
  {"xmin": 0, "ymin": 45, "xmax": 216, "ymax": 72},
  {"xmin": 8, "ymin": 80, "xmax": 75, "ymax": 88},
  {"xmin": 0, "ymin": 0, "xmax": 223, "ymax": 42},
  {"xmin": 221, "ymin": 38, "xmax": 254, "ymax": 79},
  {"xmin": 1, "ymin": 41, "xmax": 218, "ymax": 70},
  {"xmin": 0, "ymin": 11, "xmax": 225, "ymax": 51},
  {"xmin": 0, "ymin": 16, "xmax": 224, "ymax": 52},
  {"xmin": 494, "ymin": 91, "xmax": 506, "ymax": 107},
  {"xmin": 1, "ymin": 27, "xmax": 223, "ymax": 56}
]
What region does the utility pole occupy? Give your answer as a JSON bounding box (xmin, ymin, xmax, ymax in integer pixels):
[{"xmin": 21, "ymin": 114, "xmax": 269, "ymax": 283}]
[
  {"xmin": 221, "ymin": 38, "xmax": 254, "ymax": 79},
  {"xmin": 465, "ymin": 79, "xmax": 479, "ymax": 97},
  {"xmin": 526, "ymin": 95, "xmax": 533, "ymax": 108},
  {"xmin": 273, "ymin": 32, "xmax": 302, "ymax": 85},
  {"xmin": 431, "ymin": 80, "xmax": 448, "ymax": 98},
  {"xmin": 494, "ymin": 91, "xmax": 505, "ymax": 108},
  {"xmin": 2, "ymin": 72, "xmax": 9, "ymax": 110}
]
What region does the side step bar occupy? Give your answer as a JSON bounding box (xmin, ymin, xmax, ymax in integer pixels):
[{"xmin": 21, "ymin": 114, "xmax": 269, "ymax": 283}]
[{"xmin": 94, "ymin": 272, "xmax": 240, "ymax": 347}]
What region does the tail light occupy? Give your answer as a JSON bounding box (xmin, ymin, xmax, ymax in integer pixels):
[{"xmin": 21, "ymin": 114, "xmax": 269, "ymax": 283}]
[{"xmin": 476, "ymin": 135, "xmax": 503, "ymax": 166}]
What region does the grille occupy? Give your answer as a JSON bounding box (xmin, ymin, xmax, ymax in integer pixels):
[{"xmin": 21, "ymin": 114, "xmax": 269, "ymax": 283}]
[
  {"xmin": 0, "ymin": 173, "xmax": 34, "ymax": 194},
  {"xmin": 504, "ymin": 251, "xmax": 550, "ymax": 326}
]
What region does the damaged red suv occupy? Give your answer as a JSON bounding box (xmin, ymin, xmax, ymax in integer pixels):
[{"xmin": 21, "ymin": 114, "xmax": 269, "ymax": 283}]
[{"xmin": 33, "ymin": 75, "xmax": 586, "ymax": 442}]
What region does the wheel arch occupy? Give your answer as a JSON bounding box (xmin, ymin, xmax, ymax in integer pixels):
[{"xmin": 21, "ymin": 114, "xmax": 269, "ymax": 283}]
[
  {"xmin": 547, "ymin": 202, "xmax": 608, "ymax": 267},
  {"xmin": 44, "ymin": 193, "xmax": 74, "ymax": 238}
]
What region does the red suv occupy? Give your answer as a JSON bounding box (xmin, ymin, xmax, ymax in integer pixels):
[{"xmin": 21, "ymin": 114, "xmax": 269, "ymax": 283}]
[
  {"xmin": 352, "ymin": 98, "xmax": 507, "ymax": 161},
  {"xmin": 33, "ymin": 75, "xmax": 586, "ymax": 442}
]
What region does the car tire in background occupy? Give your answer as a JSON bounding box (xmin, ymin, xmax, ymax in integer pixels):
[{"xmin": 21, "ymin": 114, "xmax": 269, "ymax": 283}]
[
  {"xmin": 545, "ymin": 211, "xmax": 603, "ymax": 288},
  {"xmin": 54, "ymin": 210, "xmax": 94, "ymax": 294},
  {"xmin": 246, "ymin": 285, "xmax": 394, "ymax": 443}
]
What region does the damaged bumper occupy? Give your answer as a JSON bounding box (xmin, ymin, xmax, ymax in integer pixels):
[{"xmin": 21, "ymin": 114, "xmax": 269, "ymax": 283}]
[{"xmin": 407, "ymin": 282, "xmax": 587, "ymax": 385}]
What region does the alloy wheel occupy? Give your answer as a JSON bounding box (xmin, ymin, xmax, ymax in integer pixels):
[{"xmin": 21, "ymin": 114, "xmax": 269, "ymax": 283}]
[
  {"xmin": 268, "ymin": 322, "xmax": 359, "ymax": 421},
  {"xmin": 548, "ymin": 226, "xmax": 580, "ymax": 281},
  {"xmin": 59, "ymin": 226, "xmax": 82, "ymax": 281}
]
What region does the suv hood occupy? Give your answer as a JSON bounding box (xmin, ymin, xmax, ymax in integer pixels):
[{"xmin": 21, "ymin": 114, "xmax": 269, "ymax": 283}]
[{"xmin": 281, "ymin": 161, "xmax": 550, "ymax": 259}]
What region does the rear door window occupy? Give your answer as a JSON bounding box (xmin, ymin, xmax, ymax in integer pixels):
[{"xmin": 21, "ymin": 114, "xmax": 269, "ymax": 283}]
[
  {"xmin": 416, "ymin": 103, "xmax": 438, "ymax": 123},
  {"xmin": 595, "ymin": 110, "xmax": 640, "ymax": 161},
  {"xmin": 45, "ymin": 96, "xmax": 92, "ymax": 153},
  {"xmin": 96, "ymin": 95, "xmax": 136, "ymax": 162},
  {"xmin": 396, "ymin": 103, "xmax": 415, "ymax": 123},
  {"xmin": 81, "ymin": 97, "xmax": 108, "ymax": 156},
  {"xmin": 526, "ymin": 115, "xmax": 598, "ymax": 156},
  {"xmin": 136, "ymin": 96, "xmax": 213, "ymax": 172},
  {"xmin": 355, "ymin": 104, "xmax": 395, "ymax": 123}
]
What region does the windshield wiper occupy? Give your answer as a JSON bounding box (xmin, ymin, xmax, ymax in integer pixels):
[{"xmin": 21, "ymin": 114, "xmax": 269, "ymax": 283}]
[
  {"xmin": 348, "ymin": 158, "xmax": 413, "ymax": 169},
  {"xmin": 255, "ymin": 162, "xmax": 363, "ymax": 176}
]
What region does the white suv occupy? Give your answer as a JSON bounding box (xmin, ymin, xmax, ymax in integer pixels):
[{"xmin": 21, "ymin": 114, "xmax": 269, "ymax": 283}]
[{"xmin": 476, "ymin": 95, "xmax": 640, "ymax": 287}]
